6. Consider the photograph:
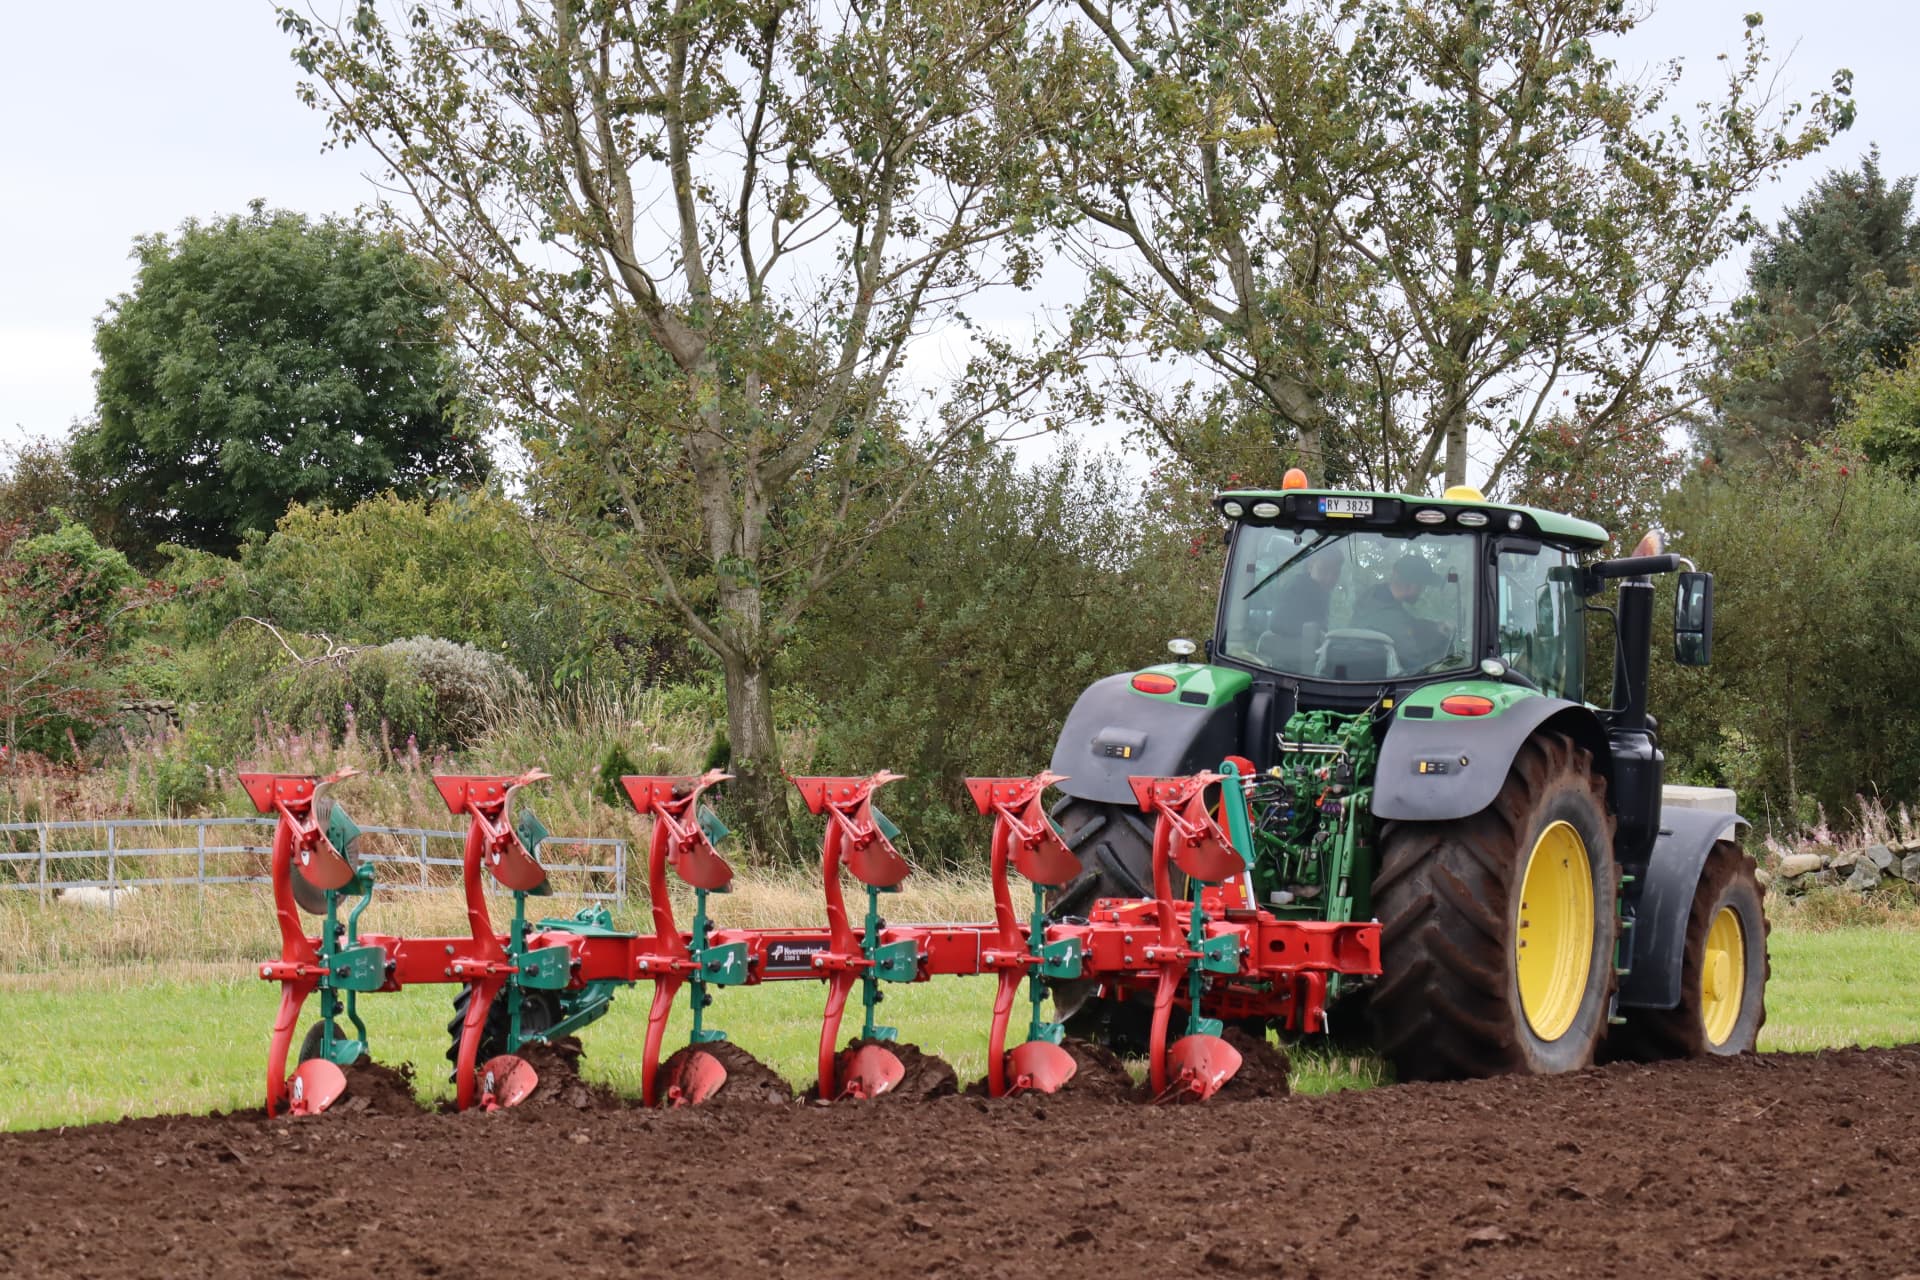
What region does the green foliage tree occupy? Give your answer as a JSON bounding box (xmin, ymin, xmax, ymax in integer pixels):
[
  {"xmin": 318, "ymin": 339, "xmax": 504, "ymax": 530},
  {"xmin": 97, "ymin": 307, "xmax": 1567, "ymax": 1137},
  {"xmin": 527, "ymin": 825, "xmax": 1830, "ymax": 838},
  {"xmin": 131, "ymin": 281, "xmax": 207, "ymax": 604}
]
[
  {"xmin": 1707, "ymin": 152, "xmax": 1920, "ymax": 462},
  {"xmin": 1658, "ymin": 452, "xmax": 1920, "ymax": 830},
  {"xmin": 798, "ymin": 446, "xmax": 1216, "ymax": 861},
  {"xmin": 79, "ymin": 204, "xmax": 488, "ymax": 562},
  {"xmin": 1507, "ymin": 411, "xmax": 1686, "ymax": 544},
  {"xmin": 0, "ymin": 519, "xmax": 158, "ymax": 757},
  {"xmin": 282, "ymin": 0, "xmax": 1080, "ymax": 854},
  {"xmin": 1032, "ymin": 1, "xmax": 1850, "ymax": 492}
]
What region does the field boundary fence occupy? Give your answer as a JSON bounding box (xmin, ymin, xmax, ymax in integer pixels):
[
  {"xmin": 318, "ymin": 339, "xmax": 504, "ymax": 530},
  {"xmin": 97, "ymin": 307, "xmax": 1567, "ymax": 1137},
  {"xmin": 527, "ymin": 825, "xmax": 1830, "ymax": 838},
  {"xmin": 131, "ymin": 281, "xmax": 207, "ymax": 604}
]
[{"xmin": 0, "ymin": 816, "xmax": 628, "ymax": 903}]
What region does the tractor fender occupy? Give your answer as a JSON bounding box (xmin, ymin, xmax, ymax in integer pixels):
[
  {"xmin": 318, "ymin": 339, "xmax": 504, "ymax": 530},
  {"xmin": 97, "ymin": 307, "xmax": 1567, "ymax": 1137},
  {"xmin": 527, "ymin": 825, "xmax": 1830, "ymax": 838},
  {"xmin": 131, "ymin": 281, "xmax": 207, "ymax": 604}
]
[
  {"xmin": 1371, "ymin": 698, "xmax": 1611, "ymax": 823},
  {"xmin": 1618, "ymin": 807, "xmax": 1749, "ymax": 1010},
  {"xmin": 1049, "ymin": 673, "xmax": 1246, "ymax": 806}
]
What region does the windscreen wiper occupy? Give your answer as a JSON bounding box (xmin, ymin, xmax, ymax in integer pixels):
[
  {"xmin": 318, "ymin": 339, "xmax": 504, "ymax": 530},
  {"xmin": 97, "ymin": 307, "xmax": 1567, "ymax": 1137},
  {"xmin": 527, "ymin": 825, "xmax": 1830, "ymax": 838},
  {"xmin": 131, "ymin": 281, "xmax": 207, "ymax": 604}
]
[{"xmin": 1241, "ymin": 532, "xmax": 1339, "ymax": 601}]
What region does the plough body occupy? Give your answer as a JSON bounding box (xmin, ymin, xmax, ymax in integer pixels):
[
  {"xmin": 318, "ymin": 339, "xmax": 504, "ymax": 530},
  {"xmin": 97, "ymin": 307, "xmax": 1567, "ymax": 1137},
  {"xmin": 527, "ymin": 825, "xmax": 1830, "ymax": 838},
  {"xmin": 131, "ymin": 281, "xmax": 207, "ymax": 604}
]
[{"xmin": 252, "ymin": 763, "xmax": 1381, "ymax": 1115}]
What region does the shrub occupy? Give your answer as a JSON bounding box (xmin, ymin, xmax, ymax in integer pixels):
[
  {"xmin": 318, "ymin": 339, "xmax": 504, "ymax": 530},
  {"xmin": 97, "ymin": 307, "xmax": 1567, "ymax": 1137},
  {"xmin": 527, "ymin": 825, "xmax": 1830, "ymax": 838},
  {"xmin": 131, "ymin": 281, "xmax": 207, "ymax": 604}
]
[
  {"xmin": 230, "ymin": 634, "xmax": 531, "ymax": 755},
  {"xmin": 595, "ymin": 741, "xmax": 640, "ymax": 808},
  {"xmin": 383, "ymin": 636, "xmax": 531, "ymax": 743}
]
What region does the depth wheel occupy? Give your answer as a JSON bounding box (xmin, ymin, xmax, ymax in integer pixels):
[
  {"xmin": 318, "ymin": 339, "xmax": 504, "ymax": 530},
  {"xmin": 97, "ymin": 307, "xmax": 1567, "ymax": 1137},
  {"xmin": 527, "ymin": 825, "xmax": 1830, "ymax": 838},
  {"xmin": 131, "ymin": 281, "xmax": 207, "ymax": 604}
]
[
  {"xmin": 1608, "ymin": 840, "xmax": 1769, "ymax": 1059},
  {"xmin": 298, "ymin": 1019, "xmax": 346, "ymax": 1064},
  {"xmin": 445, "ymin": 987, "xmax": 563, "ymax": 1074},
  {"xmin": 1368, "ymin": 731, "xmax": 1618, "ymax": 1080},
  {"xmin": 1044, "ymin": 797, "xmax": 1181, "ymax": 1053}
]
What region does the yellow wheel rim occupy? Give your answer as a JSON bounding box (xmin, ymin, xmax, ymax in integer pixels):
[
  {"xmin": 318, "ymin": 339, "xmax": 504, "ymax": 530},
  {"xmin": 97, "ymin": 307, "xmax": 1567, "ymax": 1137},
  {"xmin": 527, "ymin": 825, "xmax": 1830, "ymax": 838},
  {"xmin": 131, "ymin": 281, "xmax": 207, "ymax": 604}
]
[
  {"xmin": 1701, "ymin": 905, "xmax": 1747, "ymax": 1047},
  {"xmin": 1515, "ymin": 820, "xmax": 1595, "ymax": 1041}
]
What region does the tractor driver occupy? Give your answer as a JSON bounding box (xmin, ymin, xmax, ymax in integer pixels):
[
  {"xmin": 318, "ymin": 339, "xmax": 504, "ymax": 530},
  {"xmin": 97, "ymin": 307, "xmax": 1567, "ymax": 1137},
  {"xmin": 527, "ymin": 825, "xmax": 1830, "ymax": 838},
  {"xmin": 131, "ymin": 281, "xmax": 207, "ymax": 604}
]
[
  {"xmin": 1353, "ymin": 553, "xmax": 1452, "ymax": 670},
  {"xmin": 1258, "ymin": 546, "xmax": 1343, "ymax": 670}
]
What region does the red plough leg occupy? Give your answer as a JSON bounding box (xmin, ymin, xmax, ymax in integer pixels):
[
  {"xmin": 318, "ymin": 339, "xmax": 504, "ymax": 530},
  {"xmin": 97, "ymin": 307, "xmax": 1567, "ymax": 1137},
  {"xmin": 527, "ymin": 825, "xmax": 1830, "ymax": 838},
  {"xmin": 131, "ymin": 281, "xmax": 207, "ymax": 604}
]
[
  {"xmin": 792, "ymin": 773, "xmax": 913, "ymax": 1100},
  {"xmin": 246, "ymin": 769, "xmax": 358, "ymax": 1117},
  {"xmin": 970, "ymin": 773, "xmax": 1082, "ymax": 1097},
  {"xmin": 435, "ymin": 773, "xmax": 553, "ymax": 1111},
  {"xmin": 1130, "ymin": 772, "xmax": 1246, "ymax": 1102},
  {"xmin": 622, "ymin": 771, "xmax": 737, "ymax": 1106}
]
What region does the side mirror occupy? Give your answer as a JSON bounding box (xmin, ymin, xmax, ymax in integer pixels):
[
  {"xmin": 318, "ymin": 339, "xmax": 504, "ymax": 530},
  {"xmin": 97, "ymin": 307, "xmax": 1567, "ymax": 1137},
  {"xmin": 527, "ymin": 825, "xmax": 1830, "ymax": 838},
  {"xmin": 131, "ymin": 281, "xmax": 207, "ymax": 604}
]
[{"xmin": 1674, "ymin": 571, "xmax": 1713, "ymax": 666}]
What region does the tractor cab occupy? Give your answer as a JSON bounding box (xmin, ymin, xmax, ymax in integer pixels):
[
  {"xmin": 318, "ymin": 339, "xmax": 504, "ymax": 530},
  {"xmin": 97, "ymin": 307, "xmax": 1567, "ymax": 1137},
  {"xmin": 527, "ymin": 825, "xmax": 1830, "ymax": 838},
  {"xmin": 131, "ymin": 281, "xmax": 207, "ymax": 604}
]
[{"xmin": 1211, "ymin": 478, "xmax": 1607, "ymax": 704}]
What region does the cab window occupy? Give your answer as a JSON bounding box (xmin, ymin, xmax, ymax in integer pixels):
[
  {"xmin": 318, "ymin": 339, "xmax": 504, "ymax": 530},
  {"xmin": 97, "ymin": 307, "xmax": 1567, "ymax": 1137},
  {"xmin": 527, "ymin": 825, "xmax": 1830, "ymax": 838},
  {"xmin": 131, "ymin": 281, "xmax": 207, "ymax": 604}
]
[
  {"xmin": 1221, "ymin": 525, "xmax": 1475, "ymax": 681},
  {"xmin": 1494, "ymin": 544, "xmax": 1584, "ymax": 699}
]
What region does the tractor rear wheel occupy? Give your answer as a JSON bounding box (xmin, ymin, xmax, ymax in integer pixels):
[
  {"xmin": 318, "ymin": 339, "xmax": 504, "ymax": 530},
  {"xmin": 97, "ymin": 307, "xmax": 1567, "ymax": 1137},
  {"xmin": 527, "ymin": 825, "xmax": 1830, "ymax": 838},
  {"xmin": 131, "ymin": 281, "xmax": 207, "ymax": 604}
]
[
  {"xmin": 1044, "ymin": 798, "xmax": 1180, "ymax": 1053},
  {"xmin": 1607, "ymin": 840, "xmax": 1768, "ymax": 1060},
  {"xmin": 1368, "ymin": 732, "xmax": 1618, "ymax": 1080}
]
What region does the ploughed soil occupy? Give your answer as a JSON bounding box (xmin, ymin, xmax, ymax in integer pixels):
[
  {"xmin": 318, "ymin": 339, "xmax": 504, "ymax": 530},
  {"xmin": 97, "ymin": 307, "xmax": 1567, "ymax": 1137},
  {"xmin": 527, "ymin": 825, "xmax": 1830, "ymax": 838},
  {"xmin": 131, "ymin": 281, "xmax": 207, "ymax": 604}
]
[
  {"xmin": 6, "ymin": 1045, "xmax": 1920, "ymax": 1278},
  {"xmin": 659, "ymin": 1041, "xmax": 795, "ymax": 1107}
]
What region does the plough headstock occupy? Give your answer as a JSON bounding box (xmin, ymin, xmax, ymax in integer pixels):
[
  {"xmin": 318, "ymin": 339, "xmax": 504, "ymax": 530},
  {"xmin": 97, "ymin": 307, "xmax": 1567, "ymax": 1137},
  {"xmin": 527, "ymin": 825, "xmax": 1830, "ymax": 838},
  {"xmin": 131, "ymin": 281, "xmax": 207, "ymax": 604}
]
[{"xmin": 791, "ymin": 773, "xmax": 910, "ymax": 890}]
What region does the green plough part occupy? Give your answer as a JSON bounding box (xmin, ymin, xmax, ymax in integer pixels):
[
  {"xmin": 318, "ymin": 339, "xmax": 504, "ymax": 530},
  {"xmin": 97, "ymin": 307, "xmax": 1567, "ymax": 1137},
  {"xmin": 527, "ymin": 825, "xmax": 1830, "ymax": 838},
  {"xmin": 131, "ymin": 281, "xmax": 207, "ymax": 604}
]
[
  {"xmin": 867, "ymin": 938, "xmax": 920, "ymax": 983},
  {"xmin": 1036, "ymin": 936, "xmax": 1083, "ymax": 980},
  {"xmin": 536, "ymin": 904, "xmax": 631, "ymax": 938},
  {"xmin": 329, "ymin": 944, "xmax": 388, "ymax": 991},
  {"xmin": 697, "ymin": 940, "xmax": 751, "ymax": 986},
  {"xmin": 1195, "ymin": 933, "xmax": 1241, "ymax": 975},
  {"xmin": 516, "ymin": 944, "xmax": 573, "ymax": 990}
]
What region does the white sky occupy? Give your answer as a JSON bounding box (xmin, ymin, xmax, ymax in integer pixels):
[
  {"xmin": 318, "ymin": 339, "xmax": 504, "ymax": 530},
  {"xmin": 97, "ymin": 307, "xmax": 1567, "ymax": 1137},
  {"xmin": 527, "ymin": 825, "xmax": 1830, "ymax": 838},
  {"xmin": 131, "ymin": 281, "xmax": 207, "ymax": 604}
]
[{"xmin": 1, "ymin": 0, "xmax": 1915, "ymax": 451}]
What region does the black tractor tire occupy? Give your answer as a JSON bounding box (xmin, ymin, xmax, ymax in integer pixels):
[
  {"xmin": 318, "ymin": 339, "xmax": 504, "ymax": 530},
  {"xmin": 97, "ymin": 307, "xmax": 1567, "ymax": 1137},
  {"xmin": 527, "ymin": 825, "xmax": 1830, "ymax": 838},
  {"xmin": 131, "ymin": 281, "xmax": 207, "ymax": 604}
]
[
  {"xmin": 1044, "ymin": 797, "xmax": 1183, "ymax": 1053},
  {"xmin": 1607, "ymin": 840, "xmax": 1769, "ymax": 1060},
  {"xmin": 445, "ymin": 987, "xmax": 563, "ymax": 1076},
  {"xmin": 1368, "ymin": 731, "xmax": 1619, "ymax": 1081}
]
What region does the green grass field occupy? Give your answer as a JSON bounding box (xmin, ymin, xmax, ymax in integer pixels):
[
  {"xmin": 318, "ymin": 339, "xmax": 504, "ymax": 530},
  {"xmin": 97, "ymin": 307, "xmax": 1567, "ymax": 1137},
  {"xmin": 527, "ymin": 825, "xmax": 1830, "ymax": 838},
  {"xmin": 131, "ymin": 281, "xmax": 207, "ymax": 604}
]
[{"xmin": 4, "ymin": 920, "xmax": 1915, "ymax": 1131}]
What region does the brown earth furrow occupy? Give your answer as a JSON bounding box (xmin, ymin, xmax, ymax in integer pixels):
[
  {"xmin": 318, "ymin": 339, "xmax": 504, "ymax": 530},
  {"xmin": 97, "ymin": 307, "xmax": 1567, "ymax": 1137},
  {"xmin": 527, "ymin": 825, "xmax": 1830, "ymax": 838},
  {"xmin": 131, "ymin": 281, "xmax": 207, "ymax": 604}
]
[{"xmin": 3, "ymin": 1046, "xmax": 1917, "ymax": 1278}]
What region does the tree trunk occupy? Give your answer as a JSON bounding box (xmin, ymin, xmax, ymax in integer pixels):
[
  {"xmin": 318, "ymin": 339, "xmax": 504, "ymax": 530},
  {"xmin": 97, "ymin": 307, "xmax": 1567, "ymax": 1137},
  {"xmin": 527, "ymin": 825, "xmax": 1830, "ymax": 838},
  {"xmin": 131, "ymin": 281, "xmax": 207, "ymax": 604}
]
[
  {"xmin": 1442, "ymin": 396, "xmax": 1470, "ymax": 489},
  {"xmin": 720, "ymin": 648, "xmax": 793, "ymax": 859}
]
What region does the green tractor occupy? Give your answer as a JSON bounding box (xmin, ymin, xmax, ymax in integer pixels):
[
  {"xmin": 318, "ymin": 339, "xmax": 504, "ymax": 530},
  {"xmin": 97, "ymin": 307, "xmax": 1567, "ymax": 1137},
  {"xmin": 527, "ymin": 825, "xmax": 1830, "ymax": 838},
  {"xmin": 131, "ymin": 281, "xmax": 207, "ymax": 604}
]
[{"xmin": 1046, "ymin": 478, "xmax": 1765, "ymax": 1079}]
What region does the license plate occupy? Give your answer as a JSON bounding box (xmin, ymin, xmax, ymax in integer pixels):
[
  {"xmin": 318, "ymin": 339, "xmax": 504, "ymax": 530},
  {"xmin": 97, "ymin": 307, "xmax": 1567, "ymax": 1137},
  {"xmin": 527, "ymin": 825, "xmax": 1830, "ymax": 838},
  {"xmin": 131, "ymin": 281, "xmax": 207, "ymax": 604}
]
[{"xmin": 1319, "ymin": 497, "xmax": 1373, "ymax": 517}]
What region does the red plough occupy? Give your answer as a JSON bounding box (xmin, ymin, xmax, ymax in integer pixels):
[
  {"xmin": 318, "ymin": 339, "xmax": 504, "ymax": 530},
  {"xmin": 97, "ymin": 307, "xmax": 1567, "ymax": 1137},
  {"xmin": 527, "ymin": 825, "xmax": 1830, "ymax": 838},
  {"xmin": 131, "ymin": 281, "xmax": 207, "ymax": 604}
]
[{"xmin": 254, "ymin": 765, "xmax": 1382, "ymax": 1113}]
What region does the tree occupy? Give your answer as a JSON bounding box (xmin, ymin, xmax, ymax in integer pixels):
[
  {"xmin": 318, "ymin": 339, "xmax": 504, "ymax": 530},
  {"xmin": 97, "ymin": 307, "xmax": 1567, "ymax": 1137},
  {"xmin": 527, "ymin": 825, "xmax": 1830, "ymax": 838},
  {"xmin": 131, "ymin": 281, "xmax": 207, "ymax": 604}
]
[
  {"xmin": 166, "ymin": 491, "xmax": 678, "ymax": 689},
  {"xmin": 0, "ymin": 433, "xmax": 118, "ymax": 542},
  {"xmin": 1032, "ymin": 1, "xmax": 1851, "ymax": 492},
  {"xmin": 1657, "ymin": 453, "xmax": 1920, "ymax": 831},
  {"xmin": 79, "ymin": 204, "xmax": 488, "ymax": 562},
  {"xmin": 1842, "ymin": 353, "xmax": 1920, "ymax": 475},
  {"xmin": 282, "ymin": 0, "xmax": 1076, "ymax": 853},
  {"xmin": 0, "ymin": 519, "xmax": 155, "ymax": 757},
  {"xmin": 1707, "ymin": 152, "xmax": 1920, "ymax": 462},
  {"xmin": 1507, "ymin": 410, "xmax": 1685, "ymax": 541}
]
